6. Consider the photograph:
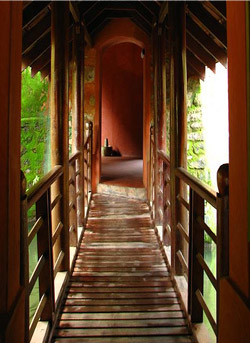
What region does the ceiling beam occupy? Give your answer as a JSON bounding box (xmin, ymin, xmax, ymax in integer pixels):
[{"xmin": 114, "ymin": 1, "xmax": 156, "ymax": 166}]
[
  {"xmin": 187, "ymin": 63, "xmax": 202, "ymax": 80},
  {"xmin": 69, "ymin": 1, "xmax": 92, "ymax": 47},
  {"xmin": 187, "ymin": 50, "xmax": 206, "ymax": 80},
  {"xmin": 139, "ymin": 1, "xmax": 160, "ymax": 16},
  {"xmin": 187, "ymin": 2, "xmax": 227, "ymax": 49},
  {"xmin": 186, "ymin": 32, "xmax": 216, "ymax": 72},
  {"xmin": 22, "ymin": 1, "xmax": 50, "ymax": 30},
  {"xmin": 158, "ymin": 1, "xmax": 168, "ymax": 24},
  {"xmin": 40, "ymin": 62, "xmax": 50, "ymax": 80},
  {"xmin": 69, "ymin": 1, "xmax": 80, "ymax": 22},
  {"xmin": 207, "ymin": 1, "xmax": 227, "ymax": 22},
  {"xmin": 22, "ymin": 32, "xmax": 50, "ymax": 70},
  {"xmin": 186, "ymin": 17, "xmax": 227, "ymax": 67},
  {"xmin": 31, "ymin": 47, "xmax": 50, "ymax": 77},
  {"xmin": 22, "ymin": 13, "xmax": 51, "ymax": 55}
]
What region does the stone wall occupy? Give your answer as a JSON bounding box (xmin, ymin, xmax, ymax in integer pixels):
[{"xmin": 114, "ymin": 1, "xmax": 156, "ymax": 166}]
[{"xmin": 187, "ymin": 77, "xmax": 211, "ymax": 185}]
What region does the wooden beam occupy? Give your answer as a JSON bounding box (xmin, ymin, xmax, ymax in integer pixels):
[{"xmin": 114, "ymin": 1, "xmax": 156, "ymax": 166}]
[
  {"xmin": 22, "ymin": 1, "xmax": 50, "ymax": 30},
  {"xmin": 69, "ymin": 1, "xmax": 80, "ymax": 22},
  {"xmin": 31, "ymin": 47, "xmax": 50, "ymax": 77},
  {"xmin": 187, "ymin": 2, "xmax": 227, "ymax": 49},
  {"xmin": 186, "ymin": 16, "xmax": 227, "ymax": 67},
  {"xmin": 187, "ymin": 50, "xmax": 205, "ymax": 81},
  {"xmin": 0, "ymin": 2, "xmax": 24, "ymax": 341},
  {"xmin": 22, "ymin": 13, "xmax": 51, "ymax": 55},
  {"xmin": 169, "ymin": 1, "xmax": 187, "ymax": 275},
  {"xmin": 187, "ymin": 62, "xmax": 204, "ymax": 81},
  {"xmin": 130, "ymin": 17, "xmax": 151, "ymax": 36},
  {"xmin": 51, "ymin": 1, "xmax": 70, "ymax": 271},
  {"xmin": 204, "ymin": 1, "xmax": 227, "ymax": 22},
  {"xmin": 186, "ymin": 32, "xmax": 216, "ymax": 72},
  {"xmin": 158, "ymin": 1, "xmax": 168, "ymax": 24},
  {"xmin": 139, "ymin": 0, "xmax": 161, "ymax": 16},
  {"xmin": 40, "ymin": 63, "xmax": 50, "ymax": 80},
  {"xmin": 22, "ymin": 32, "xmax": 50, "ymax": 70}
]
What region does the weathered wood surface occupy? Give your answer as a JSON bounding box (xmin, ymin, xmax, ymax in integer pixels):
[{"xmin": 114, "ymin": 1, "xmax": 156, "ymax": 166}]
[{"xmin": 52, "ymin": 193, "xmax": 196, "ymax": 342}]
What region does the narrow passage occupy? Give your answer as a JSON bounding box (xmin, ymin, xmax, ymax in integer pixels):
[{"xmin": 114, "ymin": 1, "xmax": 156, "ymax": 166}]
[{"xmin": 52, "ymin": 193, "xmax": 196, "ymax": 343}]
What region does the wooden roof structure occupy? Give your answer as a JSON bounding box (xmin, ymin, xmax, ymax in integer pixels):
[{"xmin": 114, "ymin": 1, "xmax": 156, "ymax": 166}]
[{"xmin": 22, "ymin": 1, "xmax": 227, "ymax": 80}]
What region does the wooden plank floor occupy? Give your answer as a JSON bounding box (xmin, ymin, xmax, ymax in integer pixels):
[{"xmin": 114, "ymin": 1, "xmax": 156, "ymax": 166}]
[{"xmin": 52, "ymin": 193, "xmax": 196, "ymax": 343}]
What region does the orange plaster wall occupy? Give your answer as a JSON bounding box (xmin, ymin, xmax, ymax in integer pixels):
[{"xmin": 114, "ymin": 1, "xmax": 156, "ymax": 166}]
[
  {"xmin": 101, "ymin": 42, "xmax": 143, "ymax": 157},
  {"xmin": 91, "ymin": 19, "xmax": 152, "ymax": 191}
]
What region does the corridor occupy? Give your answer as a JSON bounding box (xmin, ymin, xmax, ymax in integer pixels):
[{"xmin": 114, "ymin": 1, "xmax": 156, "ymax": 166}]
[{"xmin": 52, "ymin": 193, "xmax": 196, "ymax": 343}]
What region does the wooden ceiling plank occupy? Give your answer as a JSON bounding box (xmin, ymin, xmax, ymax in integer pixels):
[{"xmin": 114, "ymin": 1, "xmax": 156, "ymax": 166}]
[
  {"xmin": 158, "ymin": 1, "xmax": 168, "ymax": 24},
  {"xmin": 22, "ymin": 1, "xmax": 50, "ymax": 30},
  {"xmin": 186, "ymin": 17, "xmax": 227, "ymax": 67},
  {"xmin": 139, "ymin": 1, "xmax": 160, "ymax": 16},
  {"xmin": 187, "ymin": 2, "xmax": 227, "ymax": 49},
  {"xmin": 69, "ymin": 1, "xmax": 80, "ymax": 22},
  {"xmin": 132, "ymin": 14, "xmax": 151, "ymax": 35},
  {"xmin": 22, "ymin": 13, "xmax": 51, "ymax": 55},
  {"xmin": 207, "ymin": 1, "xmax": 226, "ymax": 21},
  {"xmin": 40, "ymin": 62, "xmax": 51, "ymax": 80},
  {"xmin": 186, "ymin": 32, "xmax": 216, "ymax": 72},
  {"xmin": 131, "ymin": 17, "xmax": 151, "ymax": 36},
  {"xmin": 187, "ymin": 63, "xmax": 201, "ymax": 80},
  {"xmin": 187, "ymin": 50, "xmax": 206, "ymax": 80},
  {"xmin": 201, "ymin": 1, "xmax": 226, "ymax": 25},
  {"xmin": 79, "ymin": 1, "xmax": 99, "ymax": 17},
  {"xmin": 31, "ymin": 47, "xmax": 50, "ymax": 77},
  {"xmin": 22, "ymin": 32, "xmax": 50, "ymax": 70},
  {"xmin": 89, "ymin": 18, "xmax": 111, "ymax": 37}
]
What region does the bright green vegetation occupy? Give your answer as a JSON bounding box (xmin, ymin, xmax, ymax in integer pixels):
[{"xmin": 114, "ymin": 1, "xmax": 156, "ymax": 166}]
[
  {"xmin": 21, "ymin": 68, "xmax": 50, "ymax": 320},
  {"xmin": 21, "ymin": 67, "xmax": 50, "ymax": 189}
]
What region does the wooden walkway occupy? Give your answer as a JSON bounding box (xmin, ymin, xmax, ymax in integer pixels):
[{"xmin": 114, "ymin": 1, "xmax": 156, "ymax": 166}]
[{"xmin": 52, "ymin": 193, "xmax": 196, "ymax": 343}]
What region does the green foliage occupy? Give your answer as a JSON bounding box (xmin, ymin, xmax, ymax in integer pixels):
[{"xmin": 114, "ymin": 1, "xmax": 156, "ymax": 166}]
[
  {"xmin": 21, "ymin": 67, "xmax": 48, "ymax": 118},
  {"xmin": 187, "ymin": 78, "xmax": 215, "ymax": 242},
  {"xmin": 21, "ymin": 68, "xmax": 49, "ymax": 189}
]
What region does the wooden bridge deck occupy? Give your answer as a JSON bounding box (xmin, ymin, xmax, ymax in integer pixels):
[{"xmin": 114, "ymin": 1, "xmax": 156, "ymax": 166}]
[{"xmin": 52, "ymin": 193, "xmax": 196, "ymax": 343}]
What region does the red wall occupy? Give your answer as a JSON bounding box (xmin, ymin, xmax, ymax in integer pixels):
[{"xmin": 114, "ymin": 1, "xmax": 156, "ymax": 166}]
[{"xmin": 101, "ymin": 42, "xmax": 143, "ymax": 157}]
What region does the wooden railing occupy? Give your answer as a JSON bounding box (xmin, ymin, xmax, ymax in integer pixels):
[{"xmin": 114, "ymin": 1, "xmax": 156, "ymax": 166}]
[
  {"xmin": 20, "ymin": 121, "xmax": 93, "ymax": 342},
  {"xmin": 150, "ymin": 131, "xmax": 229, "ymax": 340},
  {"xmin": 84, "ymin": 121, "xmax": 93, "ymax": 214},
  {"xmin": 69, "ymin": 151, "xmax": 81, "ymax": 247}
]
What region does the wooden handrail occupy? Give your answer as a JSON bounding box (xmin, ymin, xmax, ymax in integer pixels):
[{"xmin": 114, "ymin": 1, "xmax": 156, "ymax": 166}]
[
  {"xmin": 27, "ymin": 165, "xmax": 63, "ymax": 209},
  {"xmin": 175, "ymin": 167, "xmax": 217, "ymax": 208},
  {"xmin": 69, "ymin": 151, "xmax": 81, "ymax": 165},
  {"xmin": 157, "ymin": 149, "xmax": 170, "ymax": 165},
  {"xmin": 84, "ymin": 133, "xmax": 91, "ymax": 148}
]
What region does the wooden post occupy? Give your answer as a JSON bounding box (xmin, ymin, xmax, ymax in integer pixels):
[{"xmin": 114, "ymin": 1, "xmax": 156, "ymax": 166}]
[
  {"xmin": 0, "ymin": 2, "xmax": 24, "ymax": 342},
  {"xmin": 36, "ymin": 190, "xmax": 55, "ymax": 321},
  {"xmin": 80, "ymin": 26, "xmax": 85, "ymax": 224},
  {"xmin": 188, "ymin": 189, "xmax": 204, "ymax": 323},
  {"xmin": 217, "ymin": 163, "xmax": 229, "ymax": 333},
  {"xmin": 153, "ymin": 24, "xmax": 160, "ymax": 225},
  {"xmin": 169, "ymin": 1, "xmax": 187, "ymax": 274},
  {"xmin": 20, "ymin": 171, "xmax": 29, "ymax": 343},
  {"xmin": 51, "ymin": 1, "xmax": 70, "ymax": 271}
]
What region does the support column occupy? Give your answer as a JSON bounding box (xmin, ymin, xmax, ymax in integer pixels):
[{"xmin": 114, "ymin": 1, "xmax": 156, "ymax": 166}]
[
  {"xmin": 72, "ymin": 23, "xmax": 84, "ymax": 228},
  {"xmin": 0, "ymin": 2, "xmax": 25, "ymax": 342},
  {"xmin": 169, "ymin": 1, "xmax": 187, "ymax": 274},
  {"xmin": 51, "ymin": 2, "xmax": 70, "ymax": 271}
]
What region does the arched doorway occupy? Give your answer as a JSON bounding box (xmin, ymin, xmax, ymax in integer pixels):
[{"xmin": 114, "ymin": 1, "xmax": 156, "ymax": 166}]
[{"xmin": 100, "ymin": 42, "xmax": 144, "ymax": 188}]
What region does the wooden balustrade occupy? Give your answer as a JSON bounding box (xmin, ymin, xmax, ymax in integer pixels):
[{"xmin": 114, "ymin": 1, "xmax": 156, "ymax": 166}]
[
  {"xmin": 151, "ymin": 134, "xmax": 229, "ymax": 339},
  {"xmin": 84, "ymin": 121, "xmax": 93, "ymax": 216},
  {"xmin": 20, "ymin": 123, "xmax": 93, "ymax": 342}
]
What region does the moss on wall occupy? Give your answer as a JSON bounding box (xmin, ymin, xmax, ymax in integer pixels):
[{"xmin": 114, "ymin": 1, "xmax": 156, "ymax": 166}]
[{"xmin": 187, "ymin": 77, "xmax": 211, "ymax": 185}]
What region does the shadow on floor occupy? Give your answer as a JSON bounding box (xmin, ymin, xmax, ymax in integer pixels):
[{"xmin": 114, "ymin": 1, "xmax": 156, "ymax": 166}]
[{"xmin": 101, "ymin": 156, "xmax": 144, "ymax": 188}]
